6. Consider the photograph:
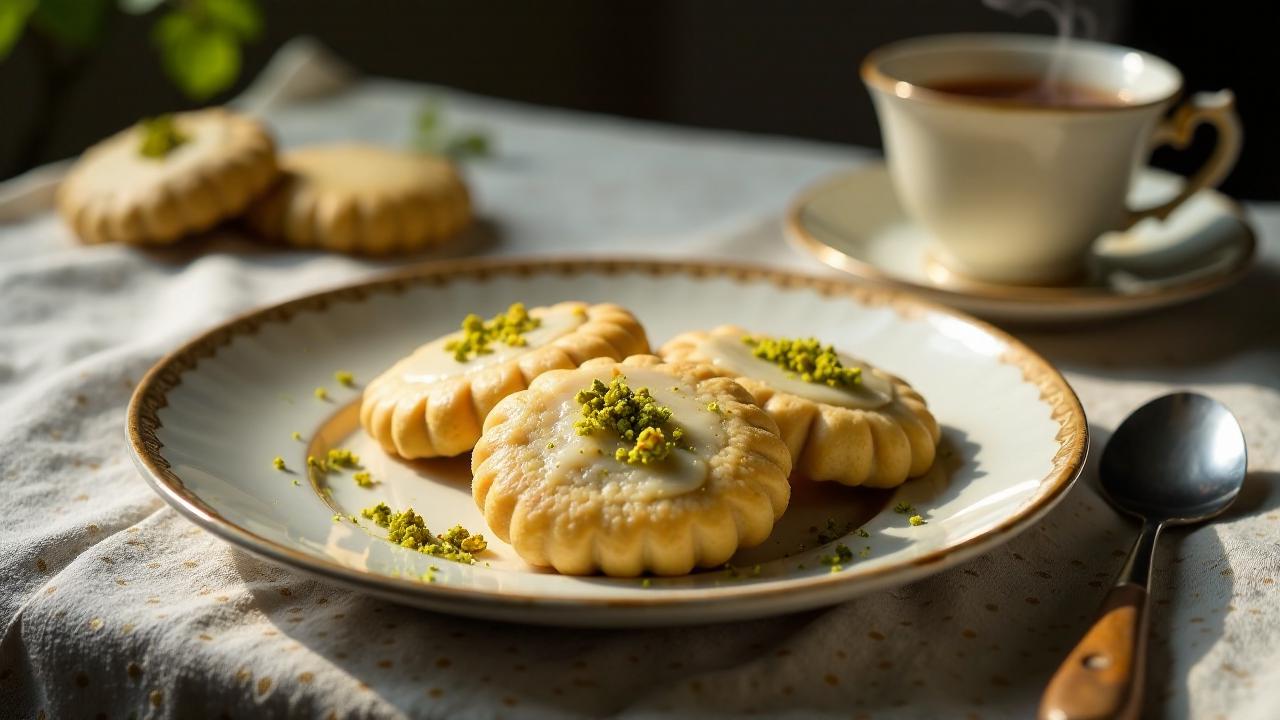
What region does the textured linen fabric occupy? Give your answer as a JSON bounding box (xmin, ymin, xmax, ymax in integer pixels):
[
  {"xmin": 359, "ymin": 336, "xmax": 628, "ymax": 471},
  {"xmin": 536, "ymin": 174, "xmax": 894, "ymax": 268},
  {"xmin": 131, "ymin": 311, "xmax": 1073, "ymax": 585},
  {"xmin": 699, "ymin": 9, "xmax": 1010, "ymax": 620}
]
[{"xmin": 2, "ymin": 42, "xmax": 1278, "ymax": 720}]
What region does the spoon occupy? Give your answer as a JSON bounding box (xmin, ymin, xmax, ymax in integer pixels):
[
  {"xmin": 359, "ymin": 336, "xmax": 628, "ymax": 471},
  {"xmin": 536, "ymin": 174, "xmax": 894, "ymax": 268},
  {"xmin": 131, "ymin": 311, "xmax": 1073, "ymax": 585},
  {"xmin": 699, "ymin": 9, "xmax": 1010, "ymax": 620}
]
[{"xmin": 1039, "ymin": 392, "xmax": 1247, "ymax": 720}]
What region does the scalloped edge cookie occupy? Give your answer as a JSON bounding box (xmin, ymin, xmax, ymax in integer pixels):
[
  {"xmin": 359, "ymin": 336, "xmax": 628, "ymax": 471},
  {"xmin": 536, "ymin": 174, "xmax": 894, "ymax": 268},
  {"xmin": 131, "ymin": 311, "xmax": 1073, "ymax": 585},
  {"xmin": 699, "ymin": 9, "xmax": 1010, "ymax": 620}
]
[
  {"xmin": 472, "ymin": 355, "xmax": 792, "ymax": 576},
  {"xmin": 245, "ymin": 143, "xmax": 471, "ymax": 255},
  {"xmin": 57, "ymin": 108, "xmax": 278, "ymax": 246},
  {"xmin": 360, "ymin": 302, "xmax": 649, "ymax": 459},
  {"xmin": 660, "ymin": 325, "xmax": 940, "ymax": 488}
]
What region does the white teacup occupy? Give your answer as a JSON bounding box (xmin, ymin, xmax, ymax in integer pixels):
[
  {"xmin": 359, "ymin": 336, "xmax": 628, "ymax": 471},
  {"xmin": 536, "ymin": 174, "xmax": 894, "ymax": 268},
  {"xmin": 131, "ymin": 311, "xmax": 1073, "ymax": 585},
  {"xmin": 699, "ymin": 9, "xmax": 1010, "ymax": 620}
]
[{"xmin": 863, "ymin": 34, "xmax": 1242, "ymax": 286}]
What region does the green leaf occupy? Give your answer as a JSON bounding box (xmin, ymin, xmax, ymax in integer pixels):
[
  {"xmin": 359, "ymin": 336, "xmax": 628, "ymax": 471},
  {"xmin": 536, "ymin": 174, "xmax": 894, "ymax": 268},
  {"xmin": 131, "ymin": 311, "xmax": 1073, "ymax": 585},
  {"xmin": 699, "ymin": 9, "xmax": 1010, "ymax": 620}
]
[
  {"xmin": 412, "ymin": 99, "xmax": 493, "ymax": 162},
  {"xmin": 118, "ymin": 0, "xmax": 166, "ymax": 15},
  {"xmin": 417, "ymin": 102, "xmax": 440, "ymax": 134},
  {"xmin": 445, "ymin": 132, "xmax": 492, "ymax": 160},
  {"xmin": 152, "ymin": 10, "xmax": 239, "ymax": 100},
  {"xmin": 200, "ymin": 0, "xmax": 260, "ymax": 40},
  {"xmin": 32, "ymin": 0, "xmax": 111, "ymax": 48},
  {"xmin": 0, "ymin": 0, "xmax": 36, "ymax": 60}
]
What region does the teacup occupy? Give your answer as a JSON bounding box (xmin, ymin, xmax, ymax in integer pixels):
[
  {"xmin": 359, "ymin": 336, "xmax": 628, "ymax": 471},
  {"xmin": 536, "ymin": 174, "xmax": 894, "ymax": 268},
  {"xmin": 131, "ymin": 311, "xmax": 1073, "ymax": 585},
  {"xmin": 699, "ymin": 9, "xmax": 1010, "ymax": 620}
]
[{"xmin": 863, "ymin": 34, "xmax": 1241, "ymax": 286}]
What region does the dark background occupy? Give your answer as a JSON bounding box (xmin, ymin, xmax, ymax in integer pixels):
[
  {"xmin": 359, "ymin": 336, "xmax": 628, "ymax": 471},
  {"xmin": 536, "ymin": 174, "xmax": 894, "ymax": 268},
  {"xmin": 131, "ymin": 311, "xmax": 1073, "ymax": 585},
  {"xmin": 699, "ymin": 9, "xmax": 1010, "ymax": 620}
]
[{"xmin": 2, "ymin": 0, "xmax": 1275, "ymax": 199}]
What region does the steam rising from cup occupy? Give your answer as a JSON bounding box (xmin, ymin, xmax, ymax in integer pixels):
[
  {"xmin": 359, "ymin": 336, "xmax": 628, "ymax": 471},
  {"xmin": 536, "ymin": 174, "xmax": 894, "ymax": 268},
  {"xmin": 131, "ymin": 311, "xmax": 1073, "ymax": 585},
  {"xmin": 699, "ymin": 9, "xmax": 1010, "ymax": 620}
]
[
  {"xmin": 982, "ymin": 0, "xmax": 1099, "ymax": 104},
  {"xmin": 982, "ymin": 0, "xmax": 1098, "ymax": 39}
]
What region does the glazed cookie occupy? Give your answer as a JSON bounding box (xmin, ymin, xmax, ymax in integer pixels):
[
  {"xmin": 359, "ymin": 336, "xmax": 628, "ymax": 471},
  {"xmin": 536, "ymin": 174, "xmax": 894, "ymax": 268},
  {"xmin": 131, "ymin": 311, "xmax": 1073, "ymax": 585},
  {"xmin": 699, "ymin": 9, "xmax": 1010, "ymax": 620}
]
[
  {"xmin": 661, "ymin": 325, "xmax": 940, "ymax": 488},
  {"xmin": 58, "ymin": 109, "xmax": 278, "ymax": 245},
  {"xmin": 472, "ymin": 355, "xmax": 792, "ymax": 576},
  {"xmin": 246, "ymin": 143, "xmax": 471, "ymax": 254},
  {"xmin": 361, "ymin": 301, "xmax": 649, "ymax": 459}
]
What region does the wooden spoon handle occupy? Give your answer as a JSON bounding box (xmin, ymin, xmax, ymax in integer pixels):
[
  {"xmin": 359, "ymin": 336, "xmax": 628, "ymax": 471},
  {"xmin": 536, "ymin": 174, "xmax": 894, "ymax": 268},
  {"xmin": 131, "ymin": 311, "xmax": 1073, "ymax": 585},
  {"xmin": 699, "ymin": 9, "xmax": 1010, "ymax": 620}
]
[{"xmin": 1038, "ymin": 582, "xmax": 1150, "ymax": 720}]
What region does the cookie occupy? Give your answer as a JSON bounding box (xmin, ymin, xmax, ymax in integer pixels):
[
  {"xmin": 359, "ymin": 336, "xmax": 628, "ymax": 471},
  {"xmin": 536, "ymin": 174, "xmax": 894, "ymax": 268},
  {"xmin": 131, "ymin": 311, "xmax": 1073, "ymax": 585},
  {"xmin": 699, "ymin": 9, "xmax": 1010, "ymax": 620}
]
[
  {"xmin": 246, "ymin": 143, "xmax": 471, "ymax": 254},
  {"xmin": 472, "ymin": 355, "xmax": 792, "ymax": 576},
  {"xmin": 57, "ymin": 109, "xmax": 278, "ymax": 245},
  {"xmin": 360, "ymin": 301, "xmax": 650, "ymax": 460},
  {"xmin": 660, "ymin": 325, "xmax": 941, "ymax": 488}
]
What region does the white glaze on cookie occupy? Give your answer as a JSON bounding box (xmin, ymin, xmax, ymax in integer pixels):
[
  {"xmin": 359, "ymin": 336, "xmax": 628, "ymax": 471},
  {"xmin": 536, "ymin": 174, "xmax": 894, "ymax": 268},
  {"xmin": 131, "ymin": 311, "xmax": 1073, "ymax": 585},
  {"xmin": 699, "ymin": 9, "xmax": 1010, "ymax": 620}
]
[
  {"xmin": 393, "ymin": 305, "xmax": 587, "ymax": 386},
  {"xmin": 541, "ymin": 367, "xmax": 725, "ymax": 501},
  {"xmin": 696, "ymin": 334, "xmax": 893, "ymax": 410}
]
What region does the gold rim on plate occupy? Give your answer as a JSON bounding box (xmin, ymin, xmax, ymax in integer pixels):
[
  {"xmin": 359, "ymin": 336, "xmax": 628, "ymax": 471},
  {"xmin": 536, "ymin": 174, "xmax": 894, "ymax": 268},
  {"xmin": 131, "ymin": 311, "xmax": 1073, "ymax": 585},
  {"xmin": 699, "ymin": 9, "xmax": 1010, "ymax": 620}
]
[{"xmin": 127, "ymin": 257, "xmax": 1088, "ymax": 610}]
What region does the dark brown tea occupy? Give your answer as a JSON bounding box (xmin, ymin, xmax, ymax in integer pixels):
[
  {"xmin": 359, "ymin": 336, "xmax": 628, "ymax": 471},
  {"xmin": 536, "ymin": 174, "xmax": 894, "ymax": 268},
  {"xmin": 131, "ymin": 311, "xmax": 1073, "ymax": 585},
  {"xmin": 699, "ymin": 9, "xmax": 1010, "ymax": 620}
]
[{"xmin": 923, "ymin": 76, "xmax": 1129, "ymax": 108}]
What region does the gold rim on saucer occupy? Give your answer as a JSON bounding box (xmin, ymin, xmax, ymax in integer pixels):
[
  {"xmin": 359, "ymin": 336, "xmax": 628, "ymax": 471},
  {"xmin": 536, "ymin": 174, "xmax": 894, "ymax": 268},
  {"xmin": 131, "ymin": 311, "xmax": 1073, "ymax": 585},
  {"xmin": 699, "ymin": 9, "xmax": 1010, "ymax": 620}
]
[{"xmin": 786, "ymin": 169, "xmax": 1258, "ymax": 314}]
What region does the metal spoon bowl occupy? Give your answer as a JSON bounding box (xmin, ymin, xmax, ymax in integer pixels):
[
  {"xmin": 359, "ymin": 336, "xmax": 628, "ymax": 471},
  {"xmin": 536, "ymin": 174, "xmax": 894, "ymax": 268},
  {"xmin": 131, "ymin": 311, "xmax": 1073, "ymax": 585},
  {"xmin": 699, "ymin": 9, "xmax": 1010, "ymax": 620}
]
[
  {"xmin": 1039, "ymin": 392, "xmax": 1247, "ymax": 720},
  {"xmin": 1101, "ymin": 393, "xmax": 1247, "ymax": 523}
]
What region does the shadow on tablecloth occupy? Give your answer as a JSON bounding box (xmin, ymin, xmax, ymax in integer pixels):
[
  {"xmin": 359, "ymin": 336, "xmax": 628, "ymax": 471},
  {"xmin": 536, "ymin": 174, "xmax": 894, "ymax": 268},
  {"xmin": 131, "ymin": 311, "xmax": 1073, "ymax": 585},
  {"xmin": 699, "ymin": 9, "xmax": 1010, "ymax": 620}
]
[{"xmin": 204, "ymin": 422, "xmax": 1259, "ymax": 718}]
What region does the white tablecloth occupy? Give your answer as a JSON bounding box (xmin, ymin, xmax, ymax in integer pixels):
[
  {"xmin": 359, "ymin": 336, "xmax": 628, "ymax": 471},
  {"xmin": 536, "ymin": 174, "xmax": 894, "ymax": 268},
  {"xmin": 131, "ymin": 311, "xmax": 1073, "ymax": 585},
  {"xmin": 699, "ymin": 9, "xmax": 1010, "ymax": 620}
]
[{"xmin": 2, "ymin": 42, "xmax": 1278, "ymax": 719}]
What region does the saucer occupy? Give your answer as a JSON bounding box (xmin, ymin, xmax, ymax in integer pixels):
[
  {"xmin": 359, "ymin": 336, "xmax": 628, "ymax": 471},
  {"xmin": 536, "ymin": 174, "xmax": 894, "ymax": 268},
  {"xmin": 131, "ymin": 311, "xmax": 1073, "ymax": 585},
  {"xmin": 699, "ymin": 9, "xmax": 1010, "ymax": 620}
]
[{"xmin": 786, "ymin": 163, "xmax": 1257, "ymax": 323}]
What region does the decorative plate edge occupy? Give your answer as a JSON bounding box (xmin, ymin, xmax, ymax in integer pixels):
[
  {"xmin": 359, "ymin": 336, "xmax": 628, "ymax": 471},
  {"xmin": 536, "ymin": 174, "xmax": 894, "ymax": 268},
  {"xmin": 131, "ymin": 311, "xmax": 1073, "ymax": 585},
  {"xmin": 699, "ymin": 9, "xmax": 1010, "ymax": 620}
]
[{"xmin": 126, "ymin": 256, "xmax": 1089, "ymax": 607}]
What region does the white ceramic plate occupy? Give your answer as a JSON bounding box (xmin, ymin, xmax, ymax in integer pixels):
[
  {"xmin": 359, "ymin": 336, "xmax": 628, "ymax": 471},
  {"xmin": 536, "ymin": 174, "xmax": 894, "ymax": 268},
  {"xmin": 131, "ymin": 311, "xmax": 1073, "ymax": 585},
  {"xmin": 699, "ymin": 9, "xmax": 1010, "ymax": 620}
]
[
  {"xmin": 128, "ymin": 258, "xmax": 1086, "ymax": 627},
  {"xmin": 787, "ymin": 164, "xmax": 1257, "ymax": 323}
]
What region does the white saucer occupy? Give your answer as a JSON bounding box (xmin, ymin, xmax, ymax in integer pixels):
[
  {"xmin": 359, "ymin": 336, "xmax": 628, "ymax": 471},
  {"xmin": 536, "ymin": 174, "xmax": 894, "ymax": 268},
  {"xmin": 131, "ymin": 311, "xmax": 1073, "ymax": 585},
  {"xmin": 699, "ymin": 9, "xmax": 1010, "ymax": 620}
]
[{"xmin": 786, "ymin": 163, "xmax": 1257, "ymax": 323}]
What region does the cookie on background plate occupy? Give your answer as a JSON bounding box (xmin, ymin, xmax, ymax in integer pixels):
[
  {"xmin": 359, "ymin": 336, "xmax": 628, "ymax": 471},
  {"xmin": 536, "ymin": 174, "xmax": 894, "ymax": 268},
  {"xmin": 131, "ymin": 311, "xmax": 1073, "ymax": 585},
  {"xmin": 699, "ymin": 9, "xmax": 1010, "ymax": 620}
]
[
  {"xmin": 246, "ymin": 143, "xmax": 472, "ymax": 255},
  {"xmin": 57, "ymin": 109, "xmax": 278, "ymax": 246}
]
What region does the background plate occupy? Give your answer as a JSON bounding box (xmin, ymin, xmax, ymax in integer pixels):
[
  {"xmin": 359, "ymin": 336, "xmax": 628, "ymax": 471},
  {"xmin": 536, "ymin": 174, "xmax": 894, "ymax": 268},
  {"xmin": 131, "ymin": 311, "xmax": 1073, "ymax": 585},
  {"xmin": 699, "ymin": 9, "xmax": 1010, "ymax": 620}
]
[{"xmin": 127, "ymin": 258, "xmax": 1086, "ymax": 626}]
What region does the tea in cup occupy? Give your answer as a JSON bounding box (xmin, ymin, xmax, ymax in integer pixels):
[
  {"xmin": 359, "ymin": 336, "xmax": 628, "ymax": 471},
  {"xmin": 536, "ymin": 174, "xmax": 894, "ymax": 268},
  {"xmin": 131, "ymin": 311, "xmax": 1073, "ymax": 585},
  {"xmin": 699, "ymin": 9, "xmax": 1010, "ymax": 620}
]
[{"xmin": 863, "ymin": 34, "xmax": 1241, "ymax": 286}]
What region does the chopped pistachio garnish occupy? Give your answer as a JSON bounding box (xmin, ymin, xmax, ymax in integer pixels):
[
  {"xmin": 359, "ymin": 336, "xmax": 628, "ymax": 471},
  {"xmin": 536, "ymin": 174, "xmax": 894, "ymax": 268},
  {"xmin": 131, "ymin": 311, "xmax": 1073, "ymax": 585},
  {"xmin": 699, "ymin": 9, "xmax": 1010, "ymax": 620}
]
[
  {"xmin": 820, "ymin": 544, "xmax": 854, "ymax": 567},
  {"xmin": 829, "ymin": 564, "xmax": 843, "ymax": 574},
  {"xmin": 137, "ymin": 115, "xmax": 189, "ymax": 159},
  {"xmin": 641, "ymin": 578, "xmax": 652, "ymax": 588},
  {"xmin": 332, "ymin": 514, "xmax": 341, "ymax": 523},
  {"xmin": 574, "ymin": 376, "xmax": 685, "ymax": 466},
  {"xmin": 443, "ymin": 302, "xmax": 541, "ymax": 362},
  {"xmin": 291, "ymin": 431, "xmax": 303, "ymax": 442},
  {"xmin": 385, "ymin": 507, "xmax": 433, "ymax": 548},
  {"xmin": 909, "ymin": 514, "xmax": 927, "ymax": 527},
  {"xmin": 307, "ymin": 455, "xmax": 328, "ymax": 473},
  {"xmin": 272, "ymin": 456, "xmax": 286, "ymax": 471},
  {"xmin": 314, "ymin": 387, "xmax": 329, "ymax": 401},
  {"xmin": 744, "ymin": 335, "xmax": 861, "ymax": 388},
  {"xmin": 423, "ymin": 565, "xmax": 439, "ymax": 583},
  {"xmin": 855, "ymin": 528, "xmax": 871, "ymax": 538},
  {"xmin": 893, "ymin": 501, "xmax": 916, "ymax": 515},
  {"xmin": 352, "ymin": 471, "xmax": 375, "ymax": 488},
  {"xmin": 360, "ymin": 503, "xmax": 486, "ymax": 563},
  {"xmin": 291, "ymin": 479, "xmax": 300, "ymax": 487},
  {"xmin": 362, "ymin": 502, "xmax": 393, "ymax": 526},
  {"xmin": 327, "ymin": 448, "xmax": 360, "ymax": 469},
  {"xmin": 860, "ymin": 546, "xmax": 872, "ymax": 558},
  {"xmin": 706, "ymin": 401, "xmax": 720, "ymax": 414},
  {"xmin": 334, "ymin": 370, "xmax": 355, "ymax": 387},
  {"xmin": 614, "ymin": 426, "xmax": 673, "ymax": 465},
  {"xmin": 441, "ymin": 524, "xmax": 488, "ymax": 553},
  {"xmin": 816, "ymin": 517, "xmax": 858, "ymax": 544}
]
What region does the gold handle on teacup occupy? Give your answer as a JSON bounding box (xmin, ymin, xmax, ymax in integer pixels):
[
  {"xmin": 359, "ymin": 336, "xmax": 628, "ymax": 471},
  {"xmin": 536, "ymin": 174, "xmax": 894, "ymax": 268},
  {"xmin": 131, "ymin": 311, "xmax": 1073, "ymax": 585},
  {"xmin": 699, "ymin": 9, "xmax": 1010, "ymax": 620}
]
[{"xmin": 1125, "ymin": 89, "xmax": 1242, "ymax": 226}]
